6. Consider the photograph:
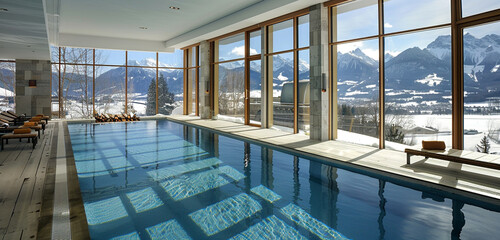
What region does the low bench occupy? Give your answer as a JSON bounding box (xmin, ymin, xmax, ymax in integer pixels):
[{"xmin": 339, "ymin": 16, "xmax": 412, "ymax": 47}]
[
  {"xmin": 1, "ymin": 133, "xmax": 38, "ymax": 150},
  {"xmin": 405, "ymin": 148, "xmax": 500, "ymax": 170}
]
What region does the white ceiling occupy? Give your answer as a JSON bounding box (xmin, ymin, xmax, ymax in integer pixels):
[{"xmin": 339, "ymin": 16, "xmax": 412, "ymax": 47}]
[
  {"xmin": 0, "ymin": 0, "xmax": 328, "ymax": 60},
  {"xmin": 0, "ymin": 0, "xmax": 50, "ymax": 60}
]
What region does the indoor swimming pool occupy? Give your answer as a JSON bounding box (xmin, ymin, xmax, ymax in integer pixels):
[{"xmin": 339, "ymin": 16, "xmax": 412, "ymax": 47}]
[{"xmin": 68, "ymin": 120, "xmax": 500, "ymax": 240}]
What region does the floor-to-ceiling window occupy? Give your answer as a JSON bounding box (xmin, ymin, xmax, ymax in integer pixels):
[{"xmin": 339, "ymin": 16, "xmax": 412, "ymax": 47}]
[
  {"xmin": 51, "ymin": 47, "xmax": 184, "ymax": 118},
  {"xmin": 328, "ymin": 0, "xmax": 500, "ymax": 153},
  {"xmin": 460, "ymin": 5, "xmax": 500, "ymax": 153},
  {"xmin": 214, "ymin": 33, "xmax": 246, "ymax": 123},
  {"xmin": 267, "ymin": 13, "xmax": 310, "ymax": 134},
  {"xmin": 0, "ymin": 60, "xmax": 15, "ymax": 111},
  {"xmin": 184, "ymin": 46, "xmax": 199, "ymax": 115},
  {"xmin": 330, "ymin": 0, "xmax": 452, "ymax": 150}
]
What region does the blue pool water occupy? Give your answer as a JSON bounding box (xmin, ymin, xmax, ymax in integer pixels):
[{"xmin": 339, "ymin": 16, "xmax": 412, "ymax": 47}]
[{"xmin": 68, "ymin": 120, "xmax": 500, "ymax": 240}]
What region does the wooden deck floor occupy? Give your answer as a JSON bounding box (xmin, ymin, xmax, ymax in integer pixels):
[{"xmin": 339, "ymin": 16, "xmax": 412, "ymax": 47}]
[
  {"xmin": 166, "ymin": 115, "xmax": 500, "ymax": 204},
  {"xmin": 0, "ymin": 123, "xmax": 54, "ymax": 240}
]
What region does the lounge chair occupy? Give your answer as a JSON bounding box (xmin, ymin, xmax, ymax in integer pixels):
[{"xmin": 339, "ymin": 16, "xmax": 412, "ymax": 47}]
[
  {"xmin": 21, "ymin": 122, "xmax": 43, "ymax": 138},
  {"xmin": 0, "ymin": 114, "xmax": 21, "ymax": 125},
  {"xmin": 1, "ymin": 128, "xmax": 38, "ymax": 150},
  {"xmin": 6, "ymin": 111, "xmax": 28, "ymax": 122},
  {"xmin": 34, "ymin": 114, "xmax": 50, "ymax": 124},
  {"xmin": 28, "ymin": 117, "xmax": 46, "ymax": 131}
]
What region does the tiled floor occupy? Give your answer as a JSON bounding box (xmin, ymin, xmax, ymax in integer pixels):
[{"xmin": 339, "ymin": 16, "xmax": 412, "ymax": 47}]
[{"xmin": 166, "ymin": 115, "xmax": 500, "ymax": 203}]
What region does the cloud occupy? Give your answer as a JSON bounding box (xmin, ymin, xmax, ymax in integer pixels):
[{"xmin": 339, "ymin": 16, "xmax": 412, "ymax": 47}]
[
  {"xmin": 337, "ymin": 41, "xmax": 364, "ymax": 54},
  {"xmin": 230, "ymin": 46, "xmax": 258, "ymax": 57},
  {"xmin": 384, "ymin": 22, "xmax": 393, "ymax": 28}
]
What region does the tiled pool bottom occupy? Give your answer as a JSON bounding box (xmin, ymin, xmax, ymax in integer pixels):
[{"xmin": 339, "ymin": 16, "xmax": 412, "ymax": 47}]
[{"xmin": 68, "ymin": 120, "xmax": 500, "ymax": 240}]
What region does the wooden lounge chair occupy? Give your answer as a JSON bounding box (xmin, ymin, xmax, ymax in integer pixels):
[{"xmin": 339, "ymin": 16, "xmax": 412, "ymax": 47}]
[
  {"xmin": 28, "ymin": 117, "xmax": 46, "ymax": 131},
  {"xmin": 405, "ymin": 147, "xmax": 500, "ymax": 170},
  {"xmin": 6, "ymin": 111, "xmax": 28, "ymax": 121},
  {"xmin": 1, "ymin": 128, "xmax": 38, "ymax": 150},
  {"xmin": 0, "ymin": 114, "xmax": 21, "ymax": 126},
  {"xmin": 21, "ymin": 122, "xmax": 43, "ymax": 138},
  {"xmin": 34, "ymin": 114, "xmax": 50, "ymax": 124}
]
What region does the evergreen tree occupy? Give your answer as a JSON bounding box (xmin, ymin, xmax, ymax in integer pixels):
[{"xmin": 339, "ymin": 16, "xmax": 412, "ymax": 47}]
[
  {"xmin": 476, "ymin": 135, "xmax": 490, "ymax": 153},
  {"xmin": 146, "ymin": 78, "xmax": 156, "ymax": 115},
  {"xmin": 158, "ymin": 74, "xmax": 175, "ymax": 115}
]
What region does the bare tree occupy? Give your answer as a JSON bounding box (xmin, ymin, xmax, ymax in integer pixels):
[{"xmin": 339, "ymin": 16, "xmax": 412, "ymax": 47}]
[{"xmin": 0, "ymin": 61, "xmax": 15, "ymax": 111}]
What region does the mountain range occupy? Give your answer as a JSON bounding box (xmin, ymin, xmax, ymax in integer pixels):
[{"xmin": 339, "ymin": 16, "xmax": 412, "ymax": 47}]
[{"xmin": 4, "ymin": 33, "xmax": 495, "ymax": 111}]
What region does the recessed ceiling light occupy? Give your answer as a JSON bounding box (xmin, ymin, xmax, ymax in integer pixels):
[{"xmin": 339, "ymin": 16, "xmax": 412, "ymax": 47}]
[
  {"xmin": 169, "ymin": 6, "xmax": 180, "ymax": 10},
  {"xmin": 0, "ymin": 8, "xmax": 8, "ymax": 12},
  {"xmin": 139, "ymin": 26, "xmax": 148, "ymax": 30}
]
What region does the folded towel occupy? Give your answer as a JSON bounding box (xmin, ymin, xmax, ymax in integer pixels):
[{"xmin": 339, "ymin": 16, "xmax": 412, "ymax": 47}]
[
  {"xmin": 1, "ymin": 122, "xmax": 9, "ymax": 128},
  {"xmin": 422, "ymin": 140, "xmax": 446, "ymax": 150},
  {"xmin": 24, "ymin": 122, "xmax": 37, "ymax": 127},
  {"xmin": 14, "ymin": 128, "xmax": 31, "ymax": 134}
]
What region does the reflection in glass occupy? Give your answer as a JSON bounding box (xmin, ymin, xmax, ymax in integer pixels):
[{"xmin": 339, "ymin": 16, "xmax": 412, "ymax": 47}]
[
  {"xmin": 218, "ymin": 33, "xmax": 245, "ymax": 62},
  {"xmin": 249, "ymin": 60, "xmax": 262, "ymax": 125},
  {"xmin": 0, "ymin": 61, "xmax": 15, "ymax": 111},
  {"xmin": 463, "ymin": 21, "xmax": 500, "ymax": 152},
  {"xmin": 385, "ymin": 28, "xmax": 451, "ymax": 150},
  {"xmin": 461, "ymin": 0, "xmax": 500, "ymax": 18},
  {"xmin": 128, "ymin": 67, "xmax": 155, "ymax": 116},
  {"xmin": 271, "ymin": 52, "xmax": 294, "ymax": 132},
  {"xmin": 298, "ymin": 14, "xmax": 310, "ymax": 48},
  {"xmin": 249, "ymin": 31, "xmax": 261, "ymax": 55},
  {"xmin": 332, "ymin": 0, "xmax": 378, "ymax": 42},
  {"xmin": 218, "ymin": 61, "xmax": 245, "ymax": 122},
  {"xmin": 190, "ymin": 68, "xmax": 197, "ymax": 114},
  {"xmin": 384, "ymin": 0, "xmax": 450, "ymax": 33},
  {"xmin": 271, "ymin": 19, "xmax": 294, "ymax": 53},
  {"xmin": 335, "ymin": 39, "xmax": 379, "ymax": 147},
  {"xmin": 298, "ymin": 50, "xmax": 310, "ymax": 134}
]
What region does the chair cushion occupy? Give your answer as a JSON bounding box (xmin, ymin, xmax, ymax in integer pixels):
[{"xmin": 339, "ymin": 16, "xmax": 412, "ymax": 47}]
[
  {"xmin": 14, "ymin": 128, "xmax": 31, "ymax": 134},
  {"xmin": 422, "ymin": 140, "xmax": 446, "ymax": 150}
]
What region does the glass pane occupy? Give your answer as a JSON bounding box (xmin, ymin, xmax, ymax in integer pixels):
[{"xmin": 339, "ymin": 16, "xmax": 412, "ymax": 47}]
[
  {"xmin": 95, "ymin": 66, "xmax": 126, "ymax": 114},
  {"xmin": 298, "ymin": 15, "xmax": 310, "ymax": 48},
  {"xmin": 271, "ymin": 52, "xmax": 294, "ymax": 132},
  {"xmin": 335, "ymin": 39, "xmax": 379, "ymax": 147},
  {"xmin": 157, "ymin": 73, "xmax": 177, "ymax": 115},
  {"xmin": 96, "ymin": 49, "xmax": 126, "ymax": 65},
  {"xmin": 128, "ymin": 51, "xmax": 156, "ymax": 67},
  {"xmin": 50, "ymin": 45, "xmax": 59, "ymax": 63},
  {"xmin": 384, "ymin": 0, "xmax": 450, "ymax": 34},
  {"xmin": 190, "ymin": 68, "xmax": 197, "ymax": 114},
  {"xmin": 462, "ymin": 0, "xmax": 500, "ymax": 18},
  {"xmin": 158, "ymin": 49, "xmax": 183, "ymax": 68},
  {"xmin": 249, "ymin": 31, "xmax": 261, "ymax": 55},
  {"xmin": 189, "ymin": 47, "xmax": 197, "ymax": 67},
  {"xmin": 271, "ymin": 19, "xmax": 294, "ymax": 53},
  {"xmin": 51, "ymin": 64, "xmax": 59, "ymax": 117},
  {"xmin": 158, "ymin": 68, "xmax": 184, "ymax": 112},
  {"xmin": 249, "ymin": 60, "xmax": 262, "ymax": 125},
  {"xmin": 218, "ymin": 61, "xmax": 245, "ymax": 123},
  {"xmin": 333, "ymin": 0, "xmax": 378, "ymax": 42},
  {"xmin": 61, "ymin": 65, "xmax": 93, "ymax": 118},
  {"xmin": 385, "ymin": 28, "xmax": 452, "ymax": 151},
  {"xmin": 128, "ymin": 67, "xmax": 156, "ymax": 116},
  {"xmin": 463, "ymin": 21, "xmax": 500, "ymax": 153},
  {"xmin": 298, "ymin": 50, "xmax": 310, "ymax": 134},
  {"xmin": 60, "ymin": 47, "xmax": 93, "ymax": 64},
  {"xmin": 0, "ymin": 61, "xmax": 15, "ymax": 111},
  {"xmin": 218, "ymin": 33, "xmax": 245, "ymax": 62}
]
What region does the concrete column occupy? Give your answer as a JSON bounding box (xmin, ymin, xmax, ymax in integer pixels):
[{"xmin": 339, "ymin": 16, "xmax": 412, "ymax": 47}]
[
  {"xmin": 309, "ymin": 4, "xmax": 329, "ymax": 141},
  {"xmin": 260, "ymin": 26, "xmax": 272, "ymax": 128},
  {"xmin": 15, "ymin": 59, "xmax": 52, "ymax": 117},
  {"xmin": 199, "ymin": 41, "xmax": 211, "ymax": 119}
]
